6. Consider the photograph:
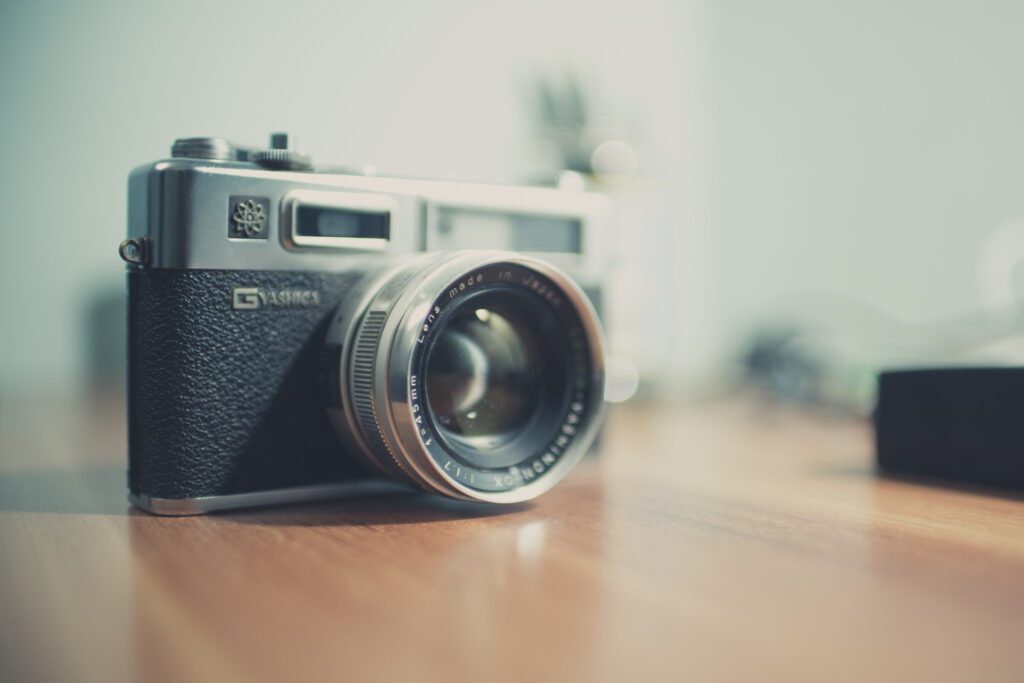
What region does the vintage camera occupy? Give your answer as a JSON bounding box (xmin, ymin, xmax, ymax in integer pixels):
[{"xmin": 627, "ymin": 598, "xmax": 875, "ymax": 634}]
[{"xmin": 122, "ymin": 133, "xmax": 608, "ymax": 515}]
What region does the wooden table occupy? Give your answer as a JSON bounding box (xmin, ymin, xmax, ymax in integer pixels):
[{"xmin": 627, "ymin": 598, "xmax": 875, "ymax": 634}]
[{"xmin": 1, "ymin": 393, "xmax": 1022, "ymax": 682}]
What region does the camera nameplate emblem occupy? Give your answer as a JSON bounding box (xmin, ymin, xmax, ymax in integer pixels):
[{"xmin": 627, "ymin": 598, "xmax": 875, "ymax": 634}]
[{"xmin": 229, "ymin": 196, "xmax": 270, "ymax": 239}]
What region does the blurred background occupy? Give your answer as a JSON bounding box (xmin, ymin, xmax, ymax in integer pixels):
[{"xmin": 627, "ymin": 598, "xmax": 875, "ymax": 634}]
[{"xmin": 2, "ymin": 0, "xmax": 1024, "ymax": 411}]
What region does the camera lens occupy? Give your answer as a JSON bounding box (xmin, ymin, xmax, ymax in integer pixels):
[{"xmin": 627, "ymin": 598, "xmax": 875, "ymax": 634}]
[{"xmin": 324, "ymin": 252, "xmax": 604, "ymax": 503}]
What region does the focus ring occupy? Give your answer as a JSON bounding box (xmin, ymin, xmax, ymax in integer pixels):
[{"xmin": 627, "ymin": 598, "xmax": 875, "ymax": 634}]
[{"xmin": 349, "ymin": 309, "xmax": 414, "ymax": 483}]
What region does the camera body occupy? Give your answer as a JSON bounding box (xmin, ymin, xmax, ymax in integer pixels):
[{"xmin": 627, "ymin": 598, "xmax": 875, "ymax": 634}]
[{"xmin": 125, "ymin": 134, "xmax": 609, "ymax": 514}]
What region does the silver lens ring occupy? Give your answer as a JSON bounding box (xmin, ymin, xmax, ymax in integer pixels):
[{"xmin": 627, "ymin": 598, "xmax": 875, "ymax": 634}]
[{"xmin": 326, "ymin": 251, "xmax": 605, "ymax": 503}]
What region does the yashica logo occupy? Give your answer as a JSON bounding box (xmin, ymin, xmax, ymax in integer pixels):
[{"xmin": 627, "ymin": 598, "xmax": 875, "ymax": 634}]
[
  {"xmin": 232, "ymin": 287, "xmax": 321, "ymax": 310},
  {"xmin": 232, "ymin": 287, "xmax": 261, "ymax": 310}
]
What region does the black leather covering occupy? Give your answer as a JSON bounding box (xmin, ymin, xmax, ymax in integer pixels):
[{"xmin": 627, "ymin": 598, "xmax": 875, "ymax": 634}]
[{"xmin": 128, "ymin": 268, "xmax": 371, "ymax": 499}]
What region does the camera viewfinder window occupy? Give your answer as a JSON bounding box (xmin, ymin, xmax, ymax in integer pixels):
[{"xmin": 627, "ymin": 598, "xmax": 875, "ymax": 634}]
[{"xmin": 295, "ymin": 205, "xmax": 390, "ymax": 241}]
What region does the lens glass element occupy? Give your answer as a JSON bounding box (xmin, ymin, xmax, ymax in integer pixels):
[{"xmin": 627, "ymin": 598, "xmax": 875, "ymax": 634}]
[{"xmin": 424, "ymin": 287, "xmax": 571, "ymax": 469}]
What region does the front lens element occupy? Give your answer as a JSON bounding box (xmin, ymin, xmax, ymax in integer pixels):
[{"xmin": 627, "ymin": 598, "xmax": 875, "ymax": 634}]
[{"xmin": 424, "ymin": 287, "xmax": 571, "ymax": 469}]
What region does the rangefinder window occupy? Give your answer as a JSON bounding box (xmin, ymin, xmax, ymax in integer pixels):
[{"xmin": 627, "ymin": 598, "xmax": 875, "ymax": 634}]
[
  {"xmin": 431, "ymin": 207, "xmax": 583, "ymax": 255},
  {"xmin": 284, "ymin": 189, "xmax": 394, "ymax": 250}
]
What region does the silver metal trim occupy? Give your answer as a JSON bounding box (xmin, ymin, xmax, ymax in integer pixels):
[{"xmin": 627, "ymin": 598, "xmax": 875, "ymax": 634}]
[
  {"xmin": 126, "ymin": 157, "xmax": 608, "ymax": 275},
  {"xmin": 129, "ymin": 479, "xmax": 409, "ymax": 516}
]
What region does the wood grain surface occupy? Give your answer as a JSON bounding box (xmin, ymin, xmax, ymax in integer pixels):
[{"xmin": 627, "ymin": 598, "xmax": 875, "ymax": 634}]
[{"xmin": 1, "ymin": 393, "xmax": 1022, "ymax": 683}]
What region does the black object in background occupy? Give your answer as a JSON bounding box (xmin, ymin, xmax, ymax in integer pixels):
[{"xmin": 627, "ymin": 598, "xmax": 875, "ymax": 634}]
[{"xmin": 875, "ymin": 368, "xmax": 1024, "ymax": 491}]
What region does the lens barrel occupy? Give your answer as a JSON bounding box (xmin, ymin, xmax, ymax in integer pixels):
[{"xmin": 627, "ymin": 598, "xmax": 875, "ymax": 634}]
[{"xmin": 324, "ymin": 251, "xmax": 605, "ymax": 503}]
